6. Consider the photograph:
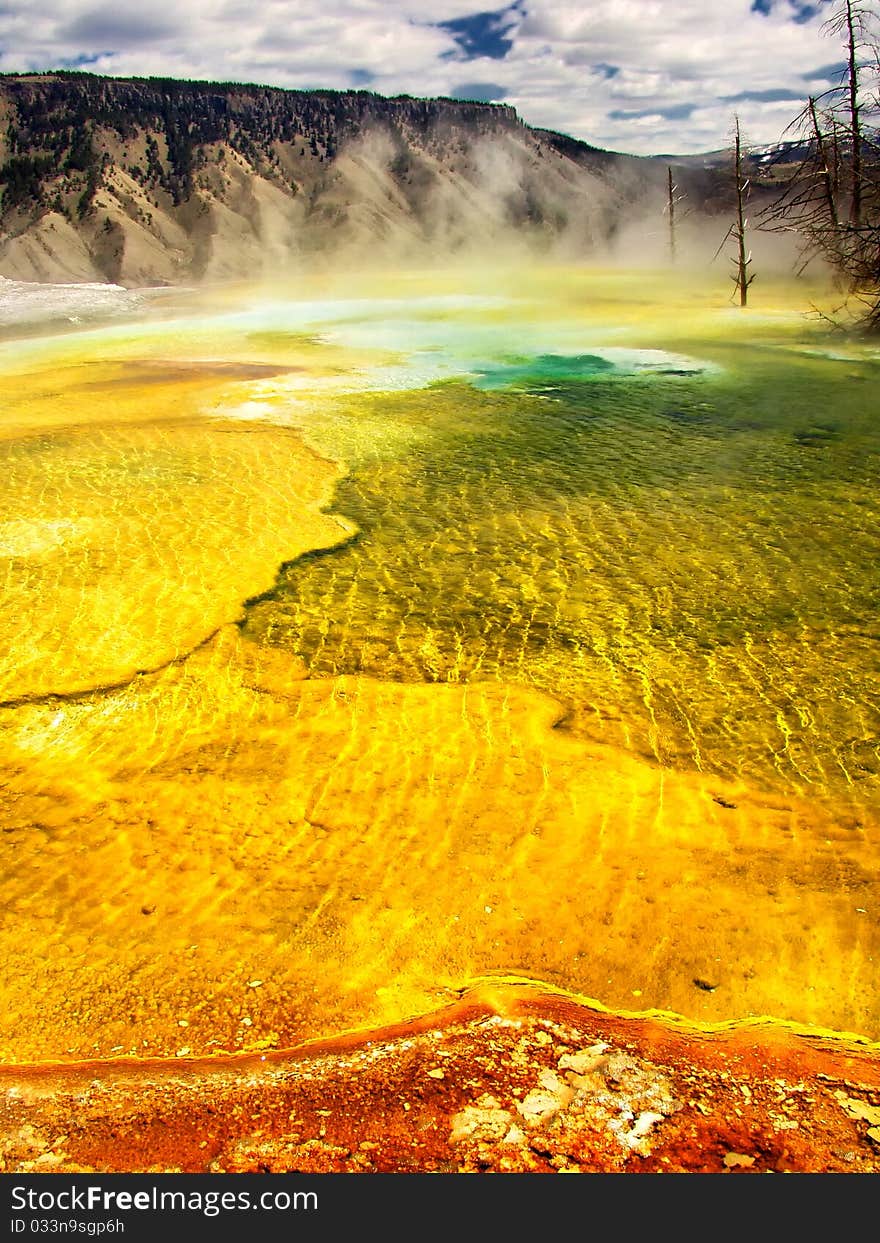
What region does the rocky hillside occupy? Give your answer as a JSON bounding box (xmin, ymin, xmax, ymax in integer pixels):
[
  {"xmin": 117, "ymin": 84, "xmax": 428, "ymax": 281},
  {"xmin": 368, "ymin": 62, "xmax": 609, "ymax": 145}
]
[{"xmin": 0, "ymin": 73, "xmax": 726, "ymax": 286}]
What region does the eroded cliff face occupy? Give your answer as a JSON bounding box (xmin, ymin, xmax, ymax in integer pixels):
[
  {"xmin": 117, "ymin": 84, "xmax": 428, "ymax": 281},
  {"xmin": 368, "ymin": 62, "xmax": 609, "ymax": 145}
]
[{"xmin": 0, "ymin": 73, "xmax": 675, "ymax": 285}]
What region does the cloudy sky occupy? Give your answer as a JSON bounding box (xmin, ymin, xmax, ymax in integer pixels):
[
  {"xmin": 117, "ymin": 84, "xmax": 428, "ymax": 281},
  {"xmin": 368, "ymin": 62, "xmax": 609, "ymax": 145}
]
[{"xmin": 0, "ymin": 1, "xmax": 858, "ymax": 155}]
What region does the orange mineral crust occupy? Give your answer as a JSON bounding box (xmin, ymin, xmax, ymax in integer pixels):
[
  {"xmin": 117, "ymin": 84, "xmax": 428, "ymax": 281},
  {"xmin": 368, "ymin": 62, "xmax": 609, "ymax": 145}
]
[{"xmin": 2, "ymin": 989, "xmax": 879, "ymax": 1175}]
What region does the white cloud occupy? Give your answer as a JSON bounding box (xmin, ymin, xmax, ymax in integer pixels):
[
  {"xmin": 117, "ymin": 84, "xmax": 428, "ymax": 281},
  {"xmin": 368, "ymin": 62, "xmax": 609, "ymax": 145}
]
[{"xmin": 0, "ymin": 0, "xmax": 857, "ymax": 154}]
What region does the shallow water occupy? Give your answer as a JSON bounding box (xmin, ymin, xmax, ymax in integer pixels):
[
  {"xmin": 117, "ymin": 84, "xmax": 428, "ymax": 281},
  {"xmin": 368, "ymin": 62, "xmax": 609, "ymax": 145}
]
[{"xmin": 1, "ymin": 268, "xmax": 878, "ymax": 1061}]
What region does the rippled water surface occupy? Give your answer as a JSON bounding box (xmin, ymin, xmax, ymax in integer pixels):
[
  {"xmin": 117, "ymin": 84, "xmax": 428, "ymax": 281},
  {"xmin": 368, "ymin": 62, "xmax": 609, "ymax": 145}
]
[{"xmin": 1, "ymin": 268, "xmax": 878, "ymax": 1061}]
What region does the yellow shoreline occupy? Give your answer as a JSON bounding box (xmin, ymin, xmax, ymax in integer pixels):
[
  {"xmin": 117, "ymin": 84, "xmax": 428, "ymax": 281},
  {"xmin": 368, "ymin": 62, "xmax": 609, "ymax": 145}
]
[
  {"xmin": 2, "ymin": 976, "xmax": 879, "ymax": 1082},
  {"xmin": 0, "ymin": 350, "xmax": 358, "ymax": 701}
]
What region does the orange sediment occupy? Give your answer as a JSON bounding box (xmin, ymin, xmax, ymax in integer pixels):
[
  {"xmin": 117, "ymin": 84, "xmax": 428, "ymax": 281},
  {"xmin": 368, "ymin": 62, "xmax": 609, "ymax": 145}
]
[{"xmin": 2, "ymin": 986, "xmax": 879, "ymax": 1174}]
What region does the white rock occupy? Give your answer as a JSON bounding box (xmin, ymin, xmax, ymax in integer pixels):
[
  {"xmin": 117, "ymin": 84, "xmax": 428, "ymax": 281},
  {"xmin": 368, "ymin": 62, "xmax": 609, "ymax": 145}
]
[{"xmin": 558, "ymin": 1046, "xmax": 609, "ymax": 1075}]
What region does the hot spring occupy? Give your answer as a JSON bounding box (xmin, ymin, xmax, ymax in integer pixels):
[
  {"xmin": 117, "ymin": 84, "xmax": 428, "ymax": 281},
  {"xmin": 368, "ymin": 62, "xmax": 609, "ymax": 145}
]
[{"xmin": 0, "ymin": 266, "xmax": 877, "ymax": 1062}]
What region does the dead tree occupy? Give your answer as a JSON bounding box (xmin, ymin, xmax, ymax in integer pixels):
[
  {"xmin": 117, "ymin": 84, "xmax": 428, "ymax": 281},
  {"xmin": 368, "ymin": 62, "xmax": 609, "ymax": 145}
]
[
  {"xmin": 809, "ymin": 96, "xmax": 840, "ymax": 234},
  {"xmin": 714, "ymin": 119, "xmax": 755, "ymax": 305},
  {"xmin": 830, "ymin": 0, "xmax": 865, "ymax": 224},
  {"xmin": 667, "ymin": 166, "xmax": 677, "ymax": 263},
  {"xmin": 756, "ymin": 1, "xmax": 880, "ymax": 329},
  {"xmin": 665, "ymin": 165, "xmax": 688, "ymax": 264},
  {"xmin": 732, "ymin": 121, "xmax": 754, "ymax": 305}
]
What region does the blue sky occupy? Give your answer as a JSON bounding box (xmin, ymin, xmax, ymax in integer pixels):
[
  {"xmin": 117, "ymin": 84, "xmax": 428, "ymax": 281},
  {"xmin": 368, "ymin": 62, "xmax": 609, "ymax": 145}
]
[{"xmin": 0, "ymin": 1, "xmax": 860, "ymax": 155}]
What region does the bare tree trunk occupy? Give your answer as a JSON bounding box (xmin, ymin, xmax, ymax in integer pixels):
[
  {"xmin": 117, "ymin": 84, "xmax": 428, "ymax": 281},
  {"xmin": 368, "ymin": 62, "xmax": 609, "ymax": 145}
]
[
  {"xmin": 831, "ymin": 117, "xmax": 841, "ymax": 200},
  {"xmin": 809, "ymin": 96, "xmax": 840, "ymax": 231},
  {"xmin": 733, "ymin": 119, "xmax": 753, "ymax": 306},
  {"xmin": 667, "ymin": 165, "xmax": 676, "ymax": 264},
  {"xmin": 846, "ymin": 0, "xmax": 863, "ymax": 226}
]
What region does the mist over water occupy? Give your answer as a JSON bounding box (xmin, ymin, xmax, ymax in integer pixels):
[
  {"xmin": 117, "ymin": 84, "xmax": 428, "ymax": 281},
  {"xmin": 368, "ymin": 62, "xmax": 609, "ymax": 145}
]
[{"xmin": 1, "ymin": 266, "xmax": 878, "ymax": 1063}]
